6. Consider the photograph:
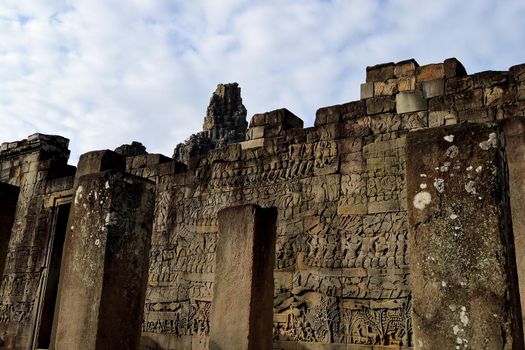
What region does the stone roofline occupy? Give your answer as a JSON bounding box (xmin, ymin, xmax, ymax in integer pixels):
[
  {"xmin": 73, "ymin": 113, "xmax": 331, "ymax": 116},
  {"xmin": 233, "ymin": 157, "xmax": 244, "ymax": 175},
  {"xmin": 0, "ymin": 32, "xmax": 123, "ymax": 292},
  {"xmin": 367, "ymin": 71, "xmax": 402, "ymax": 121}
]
[
  {"xmin": 0, "ymin": 132, "xmax": 70, "ymax": 161},
  {"xmin": 2, "ymin": 57, "xmax": 525, "ymax": 168}
]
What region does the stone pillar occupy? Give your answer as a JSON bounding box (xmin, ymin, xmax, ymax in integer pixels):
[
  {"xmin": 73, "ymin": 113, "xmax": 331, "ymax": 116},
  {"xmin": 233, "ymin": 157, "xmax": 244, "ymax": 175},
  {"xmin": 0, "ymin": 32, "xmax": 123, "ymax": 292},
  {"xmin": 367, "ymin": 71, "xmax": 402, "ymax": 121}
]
[
  {"xmin": 53, "ymin": 151, "xmax": 155, "ymax": 350},
  {"xmin": 406, "ymin": 123, "xmax": 523, "ymax": 349},
  {"xmin": 209, "ymin": 204, "xmax": 277, "ymax": 350},
  {"xmin": 503, "ymin": 117, "xmax": 525, "ymax": 341}
]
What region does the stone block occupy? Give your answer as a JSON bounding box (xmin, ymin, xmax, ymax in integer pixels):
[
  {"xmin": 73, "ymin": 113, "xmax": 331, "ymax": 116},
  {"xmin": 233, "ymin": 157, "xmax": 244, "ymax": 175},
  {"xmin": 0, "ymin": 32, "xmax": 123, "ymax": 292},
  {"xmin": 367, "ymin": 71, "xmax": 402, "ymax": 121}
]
[
  {"xmin": 397, "ymin": 76, "xmax": 416, "ymax": 92},
  {"xmin": 339, "ymin": 137, "xmax": 362, "ymax": 154},
  {"xmin": 428, "ymin": 94, "xmax": 454, "ymax": 112},
  {"xmin": 519, "ymin": 83, "xmax": 525, "ymax": 102},
  {"xmin": 315, "ymin": 105, "xmax": 341, "ymax": 126},
  {"xmin": 396, "ymin": 91, "xmax": 426, "ymax": 113},
  {"xmin": 114, "ymin": 141, "xmax": 147, "ymax": 157},
  {"xmin": 374, "ymin": 79, "xmax": 398, "ymax": 96},
  {"xmin": 317, "ymin": 123, "xmax": 341, "ymax": 141},
  {"xmin": 394, "ymin": 59, "xmax": 419, "ymax": 77},
  {"xmin": 340, "ymin": 100, "xmax": 366, "ymax": 120},
  {"xmin": 495, "ymin": 103, "xmax": 520, "ymax": 121},
  {"xmin": 27, "ymin": 133, "xmax": 70, "ymax": 150},
  {"xmin": 366, "ymin": 62, "xmax": 395, "ymax": 82},
  {"xmin": 245, "ymin": 126, "xmax": 265, "ymax": 140},
  {"xmin": 54, "ymin": 170, "xmax": 155, "ymax": 350},
  {"xmin": 76, "ymin": 150, "xmax": 125, "ymax": 178},
  {"xmin": 158, "ymin": 160, "xmax": 187, "ymax": 176},
  {"xmin": 429, "ymin": 111, "xmax": 458, "ymax": 127},
  {"xmin": 444, "ymin": 57, "xmax": 467, "ymax": 78},
  {"xmin": 360, "ymin": 82, "xmax": 374, "ymax": 99},
  {"xmin": 337, "ymin": 202, "xmax": 367, "ymax": 215},
  {"xmin": 454, "ymin": 88, "xmax": 483, "ymax": 111},
  {"xmin": 406, "ymin": 123, "xmax": 522, "ymax": 350},
  {"xmin": 484, "ymin": 85, "xmax": 506, "ymax": 106},
  {"xmin": 416, "ymin": 63, "xmax": 445, "ymax": 82},
  {"xmin": 130, "ymin": 154, "xmax": 147, "ymax": 169},
  {"xmin": 366, "ymin": 96, "xmax": 396, "ymax": 115},
  {"xmin": 240, "ymin": 138, "xmax": 265, "ymax": 150},
  {"xmin": 472, "ymin": 70, "xmax": 508, "ymax": 89},
  {"xmin": 445, "ymin": 76, "xmax": 474, "ymax": 94},
  {"xmin": 367, "ymin": 199, "xmax": 399, "ymax": 214},
  {"xmin": 510, "ymin": 63, "xmax": 525, "ymax": 82},
  {"xmin": 145, "ymin": 154, "xmax": 171, "ymax": 167},
  {"xmin": 250, "ymin": 113, "xmax": 265, "ymax": 126},
  {"xmin": 0, "ymin": 168, "xmax": 9, "ymax": 182},
  {"xmin": 369, "ymin": 113, "xmax": 401, "ymax": 134},
  {"xmin": 457, "ymin": 108, "xmax": 491, "ymax": 123},
  {"xmin": 285, "ymin": 128, "xmax": 307, "ymax": 144},
  {"xmin": 422, "ymin": 79, "xmax": 444, "ymax": 98},
  {"xmin": 249, "ymin": 108, "xmax": 303, "ymax": 130},
  {"xmin": 340, "ymin": 152, "xmax": 365, "ymax": 174},
  {"xmin": 209, "ymin": 205, "xmax": 277, "ymax": 350},
  {"xmin": 401, "ymin": 111, "xmax": 428, "ymax": 130}
]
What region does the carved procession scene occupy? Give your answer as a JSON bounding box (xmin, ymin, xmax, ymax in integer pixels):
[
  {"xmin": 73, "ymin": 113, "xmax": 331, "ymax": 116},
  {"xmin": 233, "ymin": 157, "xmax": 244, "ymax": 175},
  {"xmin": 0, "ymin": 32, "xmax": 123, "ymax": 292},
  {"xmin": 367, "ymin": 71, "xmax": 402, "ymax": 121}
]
[{"xmin": 1, "ymin": 57, "xmax": 525, "ymax": 349}]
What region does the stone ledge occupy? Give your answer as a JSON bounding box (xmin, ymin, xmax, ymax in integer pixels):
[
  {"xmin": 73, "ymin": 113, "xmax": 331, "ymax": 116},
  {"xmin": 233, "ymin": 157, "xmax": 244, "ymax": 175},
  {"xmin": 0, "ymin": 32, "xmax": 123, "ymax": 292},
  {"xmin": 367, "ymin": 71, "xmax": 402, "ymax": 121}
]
[
  {"xmin": 250, "ymin": 108, "xmax": 303, "ymax": 130},
  {"xmin": 396, "ymin": 91, "xmax": 426, "ymax": 113},
  {"xmin": 240, "ymin": 138, "xmax": 265, "ymax": 150}
]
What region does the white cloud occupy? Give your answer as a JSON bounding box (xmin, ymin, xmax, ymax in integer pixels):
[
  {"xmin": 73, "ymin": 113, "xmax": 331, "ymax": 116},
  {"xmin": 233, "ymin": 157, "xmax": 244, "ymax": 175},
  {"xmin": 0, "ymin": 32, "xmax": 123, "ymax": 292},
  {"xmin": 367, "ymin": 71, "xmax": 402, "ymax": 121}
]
[{"xmin": 0, "ymin": 0, "xmax": 524, "ymax": 163}]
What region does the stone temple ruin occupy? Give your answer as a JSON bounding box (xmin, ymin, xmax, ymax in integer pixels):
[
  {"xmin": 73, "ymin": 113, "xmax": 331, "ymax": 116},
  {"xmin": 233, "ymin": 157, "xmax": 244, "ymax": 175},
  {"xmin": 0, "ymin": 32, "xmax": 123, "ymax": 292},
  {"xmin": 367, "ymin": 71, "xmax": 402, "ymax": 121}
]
[{"xmin": 1, "ymin": 57, "xmax": 525, "ymax": 349}]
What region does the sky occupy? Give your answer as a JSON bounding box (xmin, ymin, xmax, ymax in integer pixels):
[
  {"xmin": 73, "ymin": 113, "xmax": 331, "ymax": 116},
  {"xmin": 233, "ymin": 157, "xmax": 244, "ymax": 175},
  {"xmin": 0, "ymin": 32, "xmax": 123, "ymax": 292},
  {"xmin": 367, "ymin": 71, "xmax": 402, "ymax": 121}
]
[{"xmin": 1, "ymin": 0, "xmax": 525, "ymax": 163}]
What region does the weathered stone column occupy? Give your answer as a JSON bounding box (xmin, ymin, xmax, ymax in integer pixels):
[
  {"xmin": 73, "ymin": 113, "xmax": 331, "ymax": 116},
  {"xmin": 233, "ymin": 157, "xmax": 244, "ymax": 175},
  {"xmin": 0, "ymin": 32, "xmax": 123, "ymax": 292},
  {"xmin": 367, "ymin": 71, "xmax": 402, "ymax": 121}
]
[
  {"xmin": 209, "ymin": 204, "xmax": 277, "ymax": 350},
  {"xmin": 406, "ymin": 123, "xmax": 523, "ymax": 349},
  {"xmin": 503, "ymin": 116, "xmax": 525, "ymax": 341},
  {"xmin": 53, "ymin": 151, "xmax": 155, "ymax": 350}
]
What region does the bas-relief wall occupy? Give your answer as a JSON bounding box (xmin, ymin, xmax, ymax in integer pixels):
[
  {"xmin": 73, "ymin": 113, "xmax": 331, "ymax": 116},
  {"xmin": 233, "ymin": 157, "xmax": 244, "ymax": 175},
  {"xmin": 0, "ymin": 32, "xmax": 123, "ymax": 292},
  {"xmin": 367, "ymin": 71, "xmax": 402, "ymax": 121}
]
[
  {"xmin": 139, "ymin": 105, "xmax": 412, "ymax": 349},
  {"xmin": 135, "ymin": 58, "xmax": 525, "ymax": 349},
  {"xmin": 0, "ymin": 135, "xmax": 74, "ymax": 349},
  {"xmin": 1, "ymin": 57, "xmax": 525, "ymax": 350}
]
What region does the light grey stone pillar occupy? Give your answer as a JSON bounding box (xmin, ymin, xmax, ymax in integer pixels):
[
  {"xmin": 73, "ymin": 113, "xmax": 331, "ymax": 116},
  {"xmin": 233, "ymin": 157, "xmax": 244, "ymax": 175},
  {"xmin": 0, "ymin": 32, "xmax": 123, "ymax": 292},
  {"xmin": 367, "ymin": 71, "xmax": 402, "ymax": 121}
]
[{"xmin": 209, "ymin": 204, "xmax": 277, "ymax": 350}]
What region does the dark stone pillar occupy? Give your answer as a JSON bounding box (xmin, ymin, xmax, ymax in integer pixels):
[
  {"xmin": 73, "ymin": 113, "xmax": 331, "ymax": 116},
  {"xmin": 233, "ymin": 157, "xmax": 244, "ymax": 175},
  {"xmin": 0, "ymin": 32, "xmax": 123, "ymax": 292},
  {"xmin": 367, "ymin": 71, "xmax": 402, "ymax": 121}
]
[
  {"xmin": 209, "ymin": 204, "xmax": 277, "ymax": 350},
  {"xmin": 503, "ymin": 117, "xmax": 525, "ymax": 341},
  {"xmin": 53, "ymin": 151, "xmax": 155, "ymax": 350},
  {"xmin": 0, "ymin": 183, "xmax": 19, "ymax": 278},
  {"xmin": 406, "ymin": 123, "xmax": 523, "ymax": 349}
]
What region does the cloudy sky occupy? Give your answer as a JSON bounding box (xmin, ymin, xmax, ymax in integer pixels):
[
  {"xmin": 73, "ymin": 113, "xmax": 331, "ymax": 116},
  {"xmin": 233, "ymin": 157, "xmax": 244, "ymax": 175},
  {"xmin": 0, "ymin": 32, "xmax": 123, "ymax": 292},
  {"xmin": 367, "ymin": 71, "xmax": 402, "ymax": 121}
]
[{"xmin": 1, "ymin": 0, "xmax": 525, "ymax": 162}]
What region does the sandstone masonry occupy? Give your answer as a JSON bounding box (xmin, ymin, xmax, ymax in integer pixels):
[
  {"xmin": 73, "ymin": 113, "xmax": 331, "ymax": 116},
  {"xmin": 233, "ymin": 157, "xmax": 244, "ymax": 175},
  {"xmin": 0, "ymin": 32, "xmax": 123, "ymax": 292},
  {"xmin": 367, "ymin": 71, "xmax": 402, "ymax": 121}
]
[{"xmin": 1, "ymin": 58, "xmax": 525, "ymax": 350}]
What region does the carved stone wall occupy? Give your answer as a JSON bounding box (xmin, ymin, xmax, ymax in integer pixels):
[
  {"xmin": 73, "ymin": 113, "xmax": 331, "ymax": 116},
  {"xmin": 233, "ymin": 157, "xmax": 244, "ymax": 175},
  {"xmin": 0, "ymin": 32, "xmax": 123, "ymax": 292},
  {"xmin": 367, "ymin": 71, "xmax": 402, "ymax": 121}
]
[
  {"xmin": 0, "ymin": 134, "xmax": 74, "ymax": 349},
  {"xmin": 1, "ymin": 57, "xmax": 525, "ymax": 350},
  {"xmin": 137, "ymin": 58, "xmax": 525, "ymax": 349}
]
